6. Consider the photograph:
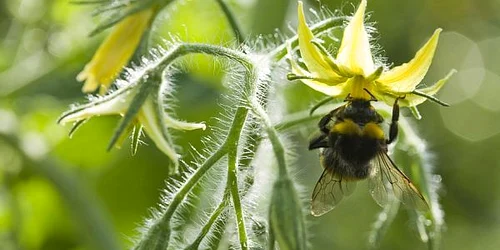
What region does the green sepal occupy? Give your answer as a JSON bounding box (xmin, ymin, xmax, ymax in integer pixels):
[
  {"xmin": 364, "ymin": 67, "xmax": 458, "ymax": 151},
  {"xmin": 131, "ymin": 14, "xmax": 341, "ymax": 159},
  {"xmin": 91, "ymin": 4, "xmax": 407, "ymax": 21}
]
[
  {"xmin": 68, "ymin": 119, "xmax": 88, "ymax": 138},
  {"xmin": 107, "ymin": 73, "xmax": 158, "ymax": 151},
  {"xmin": 410, "ymin": 106, "xmax": 422, "ymax": 120}
]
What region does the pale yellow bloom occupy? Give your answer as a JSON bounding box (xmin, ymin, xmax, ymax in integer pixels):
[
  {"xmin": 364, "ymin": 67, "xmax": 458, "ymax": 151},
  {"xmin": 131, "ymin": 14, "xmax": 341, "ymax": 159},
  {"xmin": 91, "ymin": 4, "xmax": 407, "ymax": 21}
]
[
  {"xmin": 58, "ymin": 85, "xmax": 206, "ymax": 169},
  {"xmin": 77, "ymin": 8, "xmax": 155, "ymax": 94},
  {"xmin": 289, "ymin": 0, "xmax": 455, "ymax": 113}
]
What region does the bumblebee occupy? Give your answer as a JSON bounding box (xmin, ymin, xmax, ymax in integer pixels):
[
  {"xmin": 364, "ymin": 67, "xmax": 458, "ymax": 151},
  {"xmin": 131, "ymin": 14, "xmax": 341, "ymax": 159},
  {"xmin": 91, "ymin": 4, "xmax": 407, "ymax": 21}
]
[{"xmin": 308, "ymin": 93, "xmax": 428, "ymax": 216}]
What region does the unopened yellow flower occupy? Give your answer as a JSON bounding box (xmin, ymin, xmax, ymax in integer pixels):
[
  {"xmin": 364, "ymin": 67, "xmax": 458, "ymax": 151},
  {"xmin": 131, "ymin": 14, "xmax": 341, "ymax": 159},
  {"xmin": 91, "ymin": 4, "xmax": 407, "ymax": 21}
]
[
  {"xmin": 77, "ymin": 8, "xmax": 155, "ymax": 94},
  {"xmin": 289, "ymin": 0, "xmax": 455, "ymax": 112},
  {"xmin": 58, "ymin": 85, "xmax": 206, "ymax": 169}
]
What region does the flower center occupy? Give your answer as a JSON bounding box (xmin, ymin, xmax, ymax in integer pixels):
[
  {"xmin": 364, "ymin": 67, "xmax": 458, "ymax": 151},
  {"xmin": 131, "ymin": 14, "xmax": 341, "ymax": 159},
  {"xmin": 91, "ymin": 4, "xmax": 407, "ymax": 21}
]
[{"xmin": 350, "ymin": 75, "xmax": 373, "ymax": 100}]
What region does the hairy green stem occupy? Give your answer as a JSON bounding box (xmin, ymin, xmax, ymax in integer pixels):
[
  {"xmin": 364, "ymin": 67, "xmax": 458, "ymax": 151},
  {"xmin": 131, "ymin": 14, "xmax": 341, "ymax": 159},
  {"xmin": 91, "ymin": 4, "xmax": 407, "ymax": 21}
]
[
  {"xmin": 249, "ymin": 100, "xmax": 307, "ymax": 249},
  {"xmin": 206, "ymin": 218, "xmax": 228, "ymax": 249},
  {"xmin": 185, "ymin": 189, "xmax": 230, "ymax": 249},
  {"xmin": 214, "ymin": 0, "xmax": 246, "ymax": 43},
  {"xmin": 251, "ymin": 103, "xmax": 287, "ymax": 175},
  {"xmin": 228, "ymin": 147, "xmax": 249, "ymax": 250},
  {"xmin": 134, "ymin": 42, "xmax": 256, "ymax": 249},
  {"xmin": 274, "ymin": 111, "xmax": 324, "ymax": 132},
  {"xmin": 134, "ymin": 142, "xmax": 228, "ymax": 249},
  {"xmin": 220, "ymin": 63, "xmax": 259, "ymax": 250}
]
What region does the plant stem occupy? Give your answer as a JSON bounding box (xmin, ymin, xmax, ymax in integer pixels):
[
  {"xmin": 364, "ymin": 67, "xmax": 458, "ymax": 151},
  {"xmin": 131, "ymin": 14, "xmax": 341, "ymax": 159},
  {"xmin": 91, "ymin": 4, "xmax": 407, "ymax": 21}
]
[
  {"xmin": 228, "ymin": 147, "xmax": 249, "ymax": 250},
  {"xmin": 251, "ymin": 103, "xmax": 287, "ymax": 175},
  {"xmin": 274, "ymin": 111, "xmax": 324, "ymax": 132},
  {"xmin": 249, "ymin": 100, "xmax": 307, "ymax": 249},
  {"xmin": 135, "ymin": 143, "xmax": 228, "ymax": 250},
  {"xmin": 214, "ymin": 0, "xmax": 246, "ymax": 43},
  {"xmin": 134, "ymin": 42, "xmax": 256, "ymax": 249},
  {"xmin": 185, "ymin": 188, "xmax": 231, "ymax": 250}
]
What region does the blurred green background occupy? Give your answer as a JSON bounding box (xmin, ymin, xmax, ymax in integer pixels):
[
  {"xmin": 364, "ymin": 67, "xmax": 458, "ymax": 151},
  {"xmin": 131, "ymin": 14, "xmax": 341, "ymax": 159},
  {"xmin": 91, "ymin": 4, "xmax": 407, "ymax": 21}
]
[{"xmin": 1, "ymin": 0, "xmax": 500, "ymax": 249}]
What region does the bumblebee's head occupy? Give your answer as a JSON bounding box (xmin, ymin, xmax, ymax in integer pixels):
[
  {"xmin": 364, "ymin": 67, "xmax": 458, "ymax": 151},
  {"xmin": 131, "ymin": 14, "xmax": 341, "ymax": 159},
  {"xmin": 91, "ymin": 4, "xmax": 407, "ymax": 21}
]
[
  {"xmin": 345, "ymin": 99, "xmax": 372, "ymax": 114},
  {"xmin": 343, "ymin": 98, "xmax": 381, "ymax": 125}
]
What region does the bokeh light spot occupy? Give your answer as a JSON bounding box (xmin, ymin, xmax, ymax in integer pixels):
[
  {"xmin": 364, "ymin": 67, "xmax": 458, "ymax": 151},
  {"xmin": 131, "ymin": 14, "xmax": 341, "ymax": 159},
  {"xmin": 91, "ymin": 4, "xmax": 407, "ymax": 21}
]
[
  {"xmin": 431, "ymin": 32, "xmax": 484, "ymax": 105},
  {"xmin": 440, "ymin": 100, "xmax": 500, "ymax": 142},
  {"xmin": 472, "ymin": 70, "xmax": 500, "ymax": 112}
]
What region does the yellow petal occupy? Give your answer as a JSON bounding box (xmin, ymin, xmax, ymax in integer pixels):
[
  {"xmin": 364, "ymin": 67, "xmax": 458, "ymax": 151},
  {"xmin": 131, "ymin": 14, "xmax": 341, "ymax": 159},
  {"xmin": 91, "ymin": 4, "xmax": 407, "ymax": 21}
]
[
  {"xmin": 163, "ymin": 115, "xmax": 206, "ymax": 131},
  {"xmin": 297, "ymin": 2, "xmax": 341, "ymax": 79},
  {"xmin": 404, "ymin": 69, "xmax": 456, "ymax": 106},
  {"xmin": 138, "ymin": 100, "xmax": 180, "ymax": 168},
  {"xmin": 290, "ymin": 56, "xmax": 348, "ymax": 96},
  {"xmin": 378, "ymin": 28, "xmax": 442, "ymax": 92},
  {"xmin": 377, "ymin": 69, "xmax": 455, "ymax": 108},
  {"xmin": 78, "ymin": 8, "xmax": 154, "ymax": 93},
  {"xmin": 58, "ymin": 92, "xmax": 133, "ymax": 124},
  {"xmin": 336, "ymin": 0, "xmax": 374, "ymax": 76}
]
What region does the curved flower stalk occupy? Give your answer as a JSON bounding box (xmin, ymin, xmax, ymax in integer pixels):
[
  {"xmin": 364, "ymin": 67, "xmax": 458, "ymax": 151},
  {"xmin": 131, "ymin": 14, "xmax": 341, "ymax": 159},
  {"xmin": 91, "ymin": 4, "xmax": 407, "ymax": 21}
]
[
  {"xmin": 78, "ymin": 7, "xmax": 157, "ymax": 94},
  {"xmin": 288, "ymin": 0, "xmax": 456, "ymax": 118},
  {"xmin": 60, "ymin": 64, "xmax": 206, "ymax": 171}
]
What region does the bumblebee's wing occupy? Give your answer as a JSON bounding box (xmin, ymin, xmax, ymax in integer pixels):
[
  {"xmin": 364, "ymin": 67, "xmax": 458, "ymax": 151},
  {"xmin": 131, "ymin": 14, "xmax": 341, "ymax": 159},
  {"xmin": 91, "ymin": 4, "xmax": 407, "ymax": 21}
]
[
  {"xmin": 311, "ymin": 169, "xmax": 356, "ymax": 216},
  {"xmin": 368, "ymin": 151, "xmax": 429, "ymax": 211}
]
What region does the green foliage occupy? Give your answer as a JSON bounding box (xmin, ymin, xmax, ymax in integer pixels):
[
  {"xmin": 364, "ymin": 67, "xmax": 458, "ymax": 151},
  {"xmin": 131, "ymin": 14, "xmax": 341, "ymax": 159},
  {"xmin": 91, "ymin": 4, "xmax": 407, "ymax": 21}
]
[{"xmin": 2, "ymin": 0, "xmax": 498, "ymax": 250}]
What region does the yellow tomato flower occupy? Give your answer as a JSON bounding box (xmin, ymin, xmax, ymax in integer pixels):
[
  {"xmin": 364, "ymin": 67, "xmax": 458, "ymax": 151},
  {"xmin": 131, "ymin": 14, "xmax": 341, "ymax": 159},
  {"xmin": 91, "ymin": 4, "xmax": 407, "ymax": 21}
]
[
  {"xmin": 77, "ymin": 8, "xmax": 155, "ymax": 94},
  {"xmin": 289, "ymin": 0, "xmax": 455, "ymax": 113},
  {"xmin": 58, "ymin": 84, "xmax": 206, "ymax": 170}
]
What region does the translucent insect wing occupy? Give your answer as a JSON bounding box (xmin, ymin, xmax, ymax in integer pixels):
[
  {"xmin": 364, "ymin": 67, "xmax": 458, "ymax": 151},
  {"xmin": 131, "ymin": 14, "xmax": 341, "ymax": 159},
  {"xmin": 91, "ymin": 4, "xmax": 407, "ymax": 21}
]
[
  {"xmin": 368, "ymin": 152, "xmax": 429, "ymax": 211},
  {"xmin": 311, "ymin": 169, "xmax": 357, "ymax": 216}
]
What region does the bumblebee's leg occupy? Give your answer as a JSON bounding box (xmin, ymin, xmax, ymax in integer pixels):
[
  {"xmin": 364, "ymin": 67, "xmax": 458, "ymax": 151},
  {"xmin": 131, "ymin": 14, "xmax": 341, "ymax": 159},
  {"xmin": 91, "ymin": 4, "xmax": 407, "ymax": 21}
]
[
  {"xmin": 309, "ymin": 132, "xmax": 329, "ymax": 150},
  {"xmin": 318, "ymin": 106, "xmax": 344, "ymax": 134},
  {"xmin": 318, "ymin": 113, "xmax": 333, "ymax": 134},
  {"xmin": 387, "ymin": 97, "xmax": 401, "ymax": 144}
]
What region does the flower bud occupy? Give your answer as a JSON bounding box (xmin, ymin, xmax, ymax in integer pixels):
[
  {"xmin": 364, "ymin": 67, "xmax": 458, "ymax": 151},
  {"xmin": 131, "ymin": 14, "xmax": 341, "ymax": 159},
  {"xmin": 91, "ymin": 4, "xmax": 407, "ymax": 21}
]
[{"xmin": 269, "ymin": 177, "xmax": 307, "ymax": 250}]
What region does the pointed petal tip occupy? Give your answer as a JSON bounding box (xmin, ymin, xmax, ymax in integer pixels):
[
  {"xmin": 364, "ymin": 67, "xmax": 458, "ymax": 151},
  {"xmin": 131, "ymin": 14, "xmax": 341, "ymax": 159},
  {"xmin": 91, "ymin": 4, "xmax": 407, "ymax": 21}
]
[
  {"xmin": 187, "ymin": 122, "xmax": 207, "ymax": 131},
  {"xmin": 336, "ymin": 0, "xmax": 374, "ymax": 76},
  {"xmin": 297, "ymin": 1, "xmax": 303, "ymax": 16},
  {"xmin": 297, "ymin": 1, "xmax": 307, "ymax": 28},
  {"xmin": 360, "ymin": 0, "xmax": 367, "ymax": 10},
  {"xmin": 410, "ymin": 106, "xmax": 422, "ymax": 120},
  {"xmin": 356, "ymin": 0, "xmax": 368, "ymax": 17},
  {"xmin": 430, "ymin": 28, "xmax": 442, "ymax": 42}
]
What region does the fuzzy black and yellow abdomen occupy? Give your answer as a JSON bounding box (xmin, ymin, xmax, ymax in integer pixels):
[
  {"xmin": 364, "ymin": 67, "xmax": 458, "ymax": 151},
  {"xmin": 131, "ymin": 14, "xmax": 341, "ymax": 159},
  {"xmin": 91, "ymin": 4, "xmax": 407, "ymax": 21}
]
[
  {"xmin": 321, "ymin": 119, "xmax": 385, "ymax": 180},
  {"xmin": 331, "ymin": 119, "xmax": 385, "ymax": 140}
]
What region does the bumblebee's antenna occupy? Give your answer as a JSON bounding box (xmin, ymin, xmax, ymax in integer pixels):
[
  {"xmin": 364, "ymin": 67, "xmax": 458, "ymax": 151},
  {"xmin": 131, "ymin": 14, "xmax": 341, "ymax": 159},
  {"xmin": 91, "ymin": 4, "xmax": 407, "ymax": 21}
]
[{"xmin": 363, "ymin": 88, "xmax": 377, "ymax": 102}]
